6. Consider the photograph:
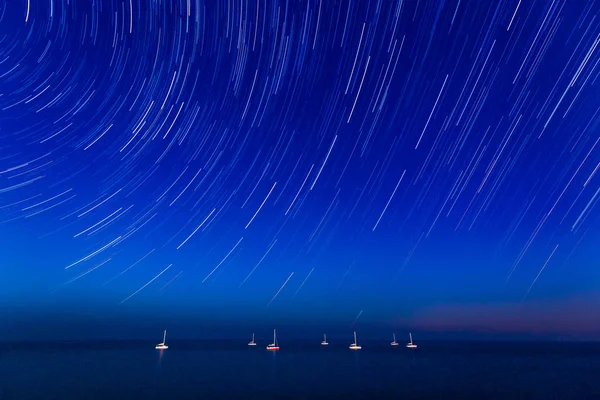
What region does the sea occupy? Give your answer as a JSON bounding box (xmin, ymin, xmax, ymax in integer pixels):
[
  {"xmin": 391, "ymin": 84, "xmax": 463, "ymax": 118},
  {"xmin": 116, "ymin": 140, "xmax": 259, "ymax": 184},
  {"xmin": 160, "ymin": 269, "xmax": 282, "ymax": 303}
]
[{"xmin": 1, "ymin": 340, "xmax": 599, "ymax": 399}]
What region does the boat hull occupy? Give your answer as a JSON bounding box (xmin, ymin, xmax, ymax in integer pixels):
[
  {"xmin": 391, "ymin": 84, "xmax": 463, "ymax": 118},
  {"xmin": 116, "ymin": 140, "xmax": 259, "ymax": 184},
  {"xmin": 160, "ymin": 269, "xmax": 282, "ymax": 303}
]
[
  {"xmin": 155, "ymin": 345, "xmax": 168, "ymax": 350},
  {"xmin": 266, "ymin": 346, "xmax": 280, "ymax": 351}
]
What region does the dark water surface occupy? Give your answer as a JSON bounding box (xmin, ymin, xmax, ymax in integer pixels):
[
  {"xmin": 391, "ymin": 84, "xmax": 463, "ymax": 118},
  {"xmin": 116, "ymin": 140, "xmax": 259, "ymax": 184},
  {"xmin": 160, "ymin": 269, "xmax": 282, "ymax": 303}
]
[{"xmin": 1, "ymin": 340, "xmax": 599, "ymax": 399}]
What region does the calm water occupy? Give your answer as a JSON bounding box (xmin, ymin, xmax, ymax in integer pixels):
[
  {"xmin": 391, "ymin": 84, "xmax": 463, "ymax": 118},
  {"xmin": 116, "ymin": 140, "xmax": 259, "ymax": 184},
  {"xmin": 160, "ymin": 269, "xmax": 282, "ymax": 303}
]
[{"xmin": 1, "ymin": 340, "xmax": 600, "ymax": 399}]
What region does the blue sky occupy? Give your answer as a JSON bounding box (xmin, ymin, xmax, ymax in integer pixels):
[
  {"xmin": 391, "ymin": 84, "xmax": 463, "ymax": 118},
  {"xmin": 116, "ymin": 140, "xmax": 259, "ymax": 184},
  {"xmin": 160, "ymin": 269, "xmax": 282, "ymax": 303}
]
[{"xmin": 0, "ymin": 0, "xmax": 599, "ymax": 340}]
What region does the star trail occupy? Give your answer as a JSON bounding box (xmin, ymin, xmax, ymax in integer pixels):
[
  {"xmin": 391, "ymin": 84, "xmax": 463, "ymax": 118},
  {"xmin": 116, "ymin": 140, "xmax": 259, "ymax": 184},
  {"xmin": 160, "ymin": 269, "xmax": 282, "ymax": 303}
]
[{"xmin": 0, "ymin": 0, "xmax": 599, "ymax": 336}]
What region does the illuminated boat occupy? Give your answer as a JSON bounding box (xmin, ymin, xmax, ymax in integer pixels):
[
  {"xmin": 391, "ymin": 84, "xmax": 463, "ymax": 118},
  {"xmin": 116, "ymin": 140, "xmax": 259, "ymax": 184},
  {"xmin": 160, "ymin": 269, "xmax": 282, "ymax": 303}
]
[
  {"xmin": 349, "ymin": 331, "xmax": 361, "ymax": 350},
  {"xmin": 248, "ymin": 333, "xmax": 257, "ymax": 346},
  {"xmin": 391, "ymin": 333, "xmax": 399, "ymax": 346},
  {"xmin": 321, "ymin": 334, "xmax": 329, "ymax": 346},
  {"xmin": 266, "ymin": 329, "xmax": 280, "ymax": 351},
  {"xmin": 406, "ymin": 332, "xmax": 417, "ymax": 348},
  {"xmin": 155, "ymin": 330, "xmax": 168, "ymax": 350}
]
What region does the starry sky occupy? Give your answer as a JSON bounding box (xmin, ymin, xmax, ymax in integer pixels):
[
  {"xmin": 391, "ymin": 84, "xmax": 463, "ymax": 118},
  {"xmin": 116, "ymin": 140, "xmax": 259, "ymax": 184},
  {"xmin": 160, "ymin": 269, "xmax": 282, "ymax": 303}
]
[{"xmin": 0, "ymin": 0, "xmax": 599, "ymax": 340}]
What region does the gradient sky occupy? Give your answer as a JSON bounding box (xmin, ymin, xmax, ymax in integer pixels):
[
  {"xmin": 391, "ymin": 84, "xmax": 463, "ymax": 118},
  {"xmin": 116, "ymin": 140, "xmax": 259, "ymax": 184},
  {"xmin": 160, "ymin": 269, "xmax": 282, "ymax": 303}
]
[{"xmin": 0, "ymin": 0, "xmax": 599, "ymax": 341}]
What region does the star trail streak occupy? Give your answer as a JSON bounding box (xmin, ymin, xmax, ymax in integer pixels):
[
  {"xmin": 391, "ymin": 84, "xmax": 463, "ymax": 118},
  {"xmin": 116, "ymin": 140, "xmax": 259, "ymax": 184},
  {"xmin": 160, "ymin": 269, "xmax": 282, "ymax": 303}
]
[{"xmin": 0, "ymin": 0, "xmax": 599, "ymax": 331}]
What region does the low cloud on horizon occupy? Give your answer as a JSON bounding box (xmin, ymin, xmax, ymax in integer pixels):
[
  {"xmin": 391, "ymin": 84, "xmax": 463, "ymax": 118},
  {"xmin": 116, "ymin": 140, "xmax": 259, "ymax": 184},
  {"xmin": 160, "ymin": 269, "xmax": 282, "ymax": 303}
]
[{"xmin": 411, "ymin": 294, "xmax": 600, "ymax": 339}]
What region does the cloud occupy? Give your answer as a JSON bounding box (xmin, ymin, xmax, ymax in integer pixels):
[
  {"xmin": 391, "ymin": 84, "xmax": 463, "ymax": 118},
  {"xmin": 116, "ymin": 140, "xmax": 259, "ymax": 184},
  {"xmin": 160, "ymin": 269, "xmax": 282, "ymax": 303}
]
[{"xmin": 412, "ymin": 294, "xmax": 600, "ymax": 339}]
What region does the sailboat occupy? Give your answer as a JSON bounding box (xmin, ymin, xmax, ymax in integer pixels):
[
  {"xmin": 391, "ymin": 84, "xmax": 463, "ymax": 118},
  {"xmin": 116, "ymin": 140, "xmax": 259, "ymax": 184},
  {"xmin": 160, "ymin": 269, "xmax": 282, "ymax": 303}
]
[
  {"xmin": 391, "ymin": 333, "xmax": 399, "ymax": 346},
  {"xmin": 266, "ymin": 329, "xmax": 280, "ymax": 351},
  {"xmin": 406, "ymin": 332, "xmax": 417, "ymax": 348},
  {"xmin": 248, "ymin": 333, "xmax": 257, "ymax": 346},
  {"xmin": 349, "ymin": 331, "xmax": 361, "ymax": 350},
  {"xmin": 321, "ymin": 334, "xmax": 329, "ymax": 346},
  {"xmin": 155, "ymin": 330, "xmax": 168, "ymax": 350}
]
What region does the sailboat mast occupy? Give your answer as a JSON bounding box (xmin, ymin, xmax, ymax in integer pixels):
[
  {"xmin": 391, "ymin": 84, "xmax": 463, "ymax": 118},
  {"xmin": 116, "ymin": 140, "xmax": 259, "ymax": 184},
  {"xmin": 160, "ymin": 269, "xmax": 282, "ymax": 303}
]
[
  {"xmin": 409, "ymin": 333, "xmax": 413, "ymax": 343},
  {"xmin": 163, "ymin": 330, "xmax": 167, "ymax": 343},
  {"xmin": 393, "ymin": 333, "xmax": 396, "ymax": 342},
  {"xmin": 273, "ymin": 329, "xmax": 276, "ymax": 344},
  {"xmin": 353, "ymin": 331, "xmax": 357, "ymax": 344}
]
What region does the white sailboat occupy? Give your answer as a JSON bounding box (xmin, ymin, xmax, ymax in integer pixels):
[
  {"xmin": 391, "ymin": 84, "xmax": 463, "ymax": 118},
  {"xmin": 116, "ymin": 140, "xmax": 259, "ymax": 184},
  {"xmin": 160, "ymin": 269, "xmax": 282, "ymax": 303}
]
[
  {"xmin": 321, "ymin": 334, "xmax": 329, "ymax": 346},
  {"xmin": 391, "ymin": 333, "xmax": 399, "ymax": 346},
  {"xmin": 266, "ymin": 329, "xmax": 280, "ymax": 351},
  {"xmin": 155, "ymin": 330, "xmax": 168, "ymax": 350},
  {"xmin": 349, "ymin": 331, "xmax": 361, "ymax": 350},
  {"xmin": 406, "ymin": 332, "xmax": 417, "ymax": 348},
  {"xmin": 248, "ymin": 333, "xmax": 257, "ymax": 346}
]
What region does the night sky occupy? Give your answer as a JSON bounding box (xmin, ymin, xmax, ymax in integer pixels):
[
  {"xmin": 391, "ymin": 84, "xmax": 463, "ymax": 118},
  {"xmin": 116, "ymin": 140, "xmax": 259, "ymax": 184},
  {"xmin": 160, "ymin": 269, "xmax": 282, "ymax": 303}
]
[{"xmin": 0, "ymin": 0, "xmax": 599, "ymax": 341}]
